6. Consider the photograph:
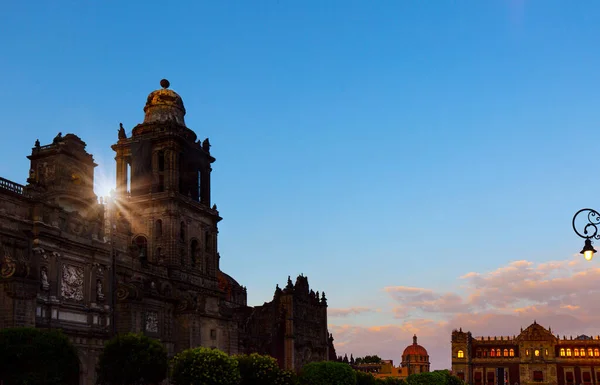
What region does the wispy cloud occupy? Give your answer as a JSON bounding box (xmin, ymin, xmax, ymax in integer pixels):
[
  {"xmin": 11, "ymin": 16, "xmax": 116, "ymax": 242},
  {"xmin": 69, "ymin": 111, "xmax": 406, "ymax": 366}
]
[{"xmin": 330, "ymin": 256, "xmax": 598, "ymax": 369}]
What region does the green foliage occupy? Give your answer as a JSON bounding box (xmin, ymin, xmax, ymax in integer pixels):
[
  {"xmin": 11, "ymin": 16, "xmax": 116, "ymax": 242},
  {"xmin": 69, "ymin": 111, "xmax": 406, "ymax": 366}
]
[
  {"xmin": 96, "ymin": 333, "xmax": 168, "ymax": 385},
  {"xmin": 300, "ymin": 361, "xmax": 357, "ymax": 385},
  {"xmin": 0, "ymin": 327, "xmax": 80, "ymax": 385},
  {"xmin": 171, "ymin": 346, "xmax": 240, "ymax": 385},
  {"xmin": 379, "ymin": 377, "xmax": 407, "ymax": 385},
  {"xmin": 407, "ymin": 371, "xmax": 457, "ymax": 385},
  {"xmin": 236, "ymin": 353, "xmax": 281, "ymax": 385},
  {"xmin": 356, "ymin": 370, "xmax": 379, "ymax": 385},
  {"xmin": 275, "ymin": 370, "xmax": 300, "ymax": 385},
  {"xmin": 355, "ymin": 355, "xmax": 382, "ymax": 364}
]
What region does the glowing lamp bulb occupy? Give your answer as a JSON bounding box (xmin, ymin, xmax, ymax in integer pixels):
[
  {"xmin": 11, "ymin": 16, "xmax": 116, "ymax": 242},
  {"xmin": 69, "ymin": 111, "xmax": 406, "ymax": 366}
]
[{"xmin": 580, "ymin": 239, "xmax": 597, "ymax": 262}]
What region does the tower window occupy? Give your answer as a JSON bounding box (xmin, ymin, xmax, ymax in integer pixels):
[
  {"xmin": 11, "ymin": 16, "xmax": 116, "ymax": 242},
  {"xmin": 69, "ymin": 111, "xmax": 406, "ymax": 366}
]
[
  {"xmin": 205, "ymin": 231, "xmax": 211, "ymax": 252},
  {"xmin": 509, "ymin": 348, "xmax": 514, "ymax": 357},
  {"xmin": 457, "ymin": 350, "xmax": 464, "ymax": 358},
  {"xmin": 503, "ymin": 349, "xmax": 508, "ymax": 357},
  {"xmin": 180, "ymin": 221, "xmax": 186, "ymax": 242},
  {"xmin": 190, "ymin": 240, "xmax": 199, "ymax": 268},
  {"xmin": 566, "ymin": 348, "xmax": 572, "ymax": 357},
  {"xmin": 158, "ymin": 151, "xmax": 165, "ymax": 172},
  {"xmin": 496, "ymin": 349, "xmax": 500, "ymax": 357},
  {"xmin": 560, "ymin": 348, "xmax": 565, "ymax": 357},
  {"xmin": 155, "ymin": 219, "xmax": 162, "ymax": 237},
  {"xmin": 133, "ymin": 236, "xmax": 148, "ymax": 261},
  {"xmin": 575, "ymin": 349, "xmax": 579, "ymax": 357}
]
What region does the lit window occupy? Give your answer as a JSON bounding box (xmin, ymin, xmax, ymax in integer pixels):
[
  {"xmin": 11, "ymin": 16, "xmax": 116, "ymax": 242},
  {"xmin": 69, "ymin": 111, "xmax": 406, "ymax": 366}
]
[
  {"xmin": 567, "ymin": 348, "xmax": 572, "ymax": 357},
  {"xmin": 580, "ymin": 349, "xmax": 586, "ymax": 357},
  {"xmin": 595, "ymin": 348, "xmax": 599, "ymax": 357},
  {"xmin": 491, "ymin": 350, "xmax": 496, "ymax": 357},
  {"xmin": 457, "ymin": 350, "xmax": 464, "ymax": 358},
  {"xmin": 545, "ymin": 349, "xmax": 548, "ymax": 356},
  {"xmin": 509, "ymin": 349, "xmax": 515, "ymax": 357},
  {"xmin": 496, "ymin": 349, "xmax": 501, "ymax": 357},
  {"xmin": 535, "ymin": 350, "xmax": 540, "ymax": 357},
  {"xmin": 588, "ymin": 348, "xmax": 593, "ymax": 357},
  {"xmin": 503, "ymin": 349, "xmax": 508, "ymax": 357},
  {"xmin": 526, "ymin": 349, "xmax": 529, "ymax": 356},
  {"xmin": 575, "ymin": 349, "xmax": 580, "ymax": 357},
  {"xmin": 560, "ymin": 348, "xmax": 565, "ymax": 357}
]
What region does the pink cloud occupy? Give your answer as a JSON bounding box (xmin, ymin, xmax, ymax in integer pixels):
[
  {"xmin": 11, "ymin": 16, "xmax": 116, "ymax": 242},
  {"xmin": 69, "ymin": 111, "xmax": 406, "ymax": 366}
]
[
  {"xmin": 329, "ymin": 307, "xmax": 375, "ymax": 317},
  {"xmin": 330, "ymin": 256, "xmax": 600, "ymax": 370}
]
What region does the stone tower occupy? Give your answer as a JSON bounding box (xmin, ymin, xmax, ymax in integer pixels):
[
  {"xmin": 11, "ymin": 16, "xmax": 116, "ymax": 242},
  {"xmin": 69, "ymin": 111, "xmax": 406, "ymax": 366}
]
[{"xmin": 109, "ymin": 79, "xmax": 244, "ymax": 355}]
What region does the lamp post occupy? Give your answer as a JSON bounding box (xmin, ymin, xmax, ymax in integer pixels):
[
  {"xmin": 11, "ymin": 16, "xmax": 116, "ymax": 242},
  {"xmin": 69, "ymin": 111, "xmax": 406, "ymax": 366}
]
[{"xmin": 572, "ymin": 208, "xmax": 600, "ymax": 261}]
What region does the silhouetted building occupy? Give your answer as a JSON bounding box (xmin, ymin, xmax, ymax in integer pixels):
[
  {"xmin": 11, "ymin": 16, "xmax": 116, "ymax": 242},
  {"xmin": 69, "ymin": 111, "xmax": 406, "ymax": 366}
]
[
  {"xmin": 452, "ymin": 321, "xmax": 600, "ymax": 385},
  {"xmin": 402, "ymin": 334, "xmax": 431, "ymax": 374},
  {"xmin": 0, "ymin": 80, "xmax": 333, "ymax": 384}
]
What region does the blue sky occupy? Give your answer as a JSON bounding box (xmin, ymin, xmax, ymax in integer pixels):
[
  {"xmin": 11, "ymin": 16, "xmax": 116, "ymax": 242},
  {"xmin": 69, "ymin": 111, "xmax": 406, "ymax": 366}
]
[{"xmin": 2, "ymin": 0, "xmax": 600, "ymax": 368}]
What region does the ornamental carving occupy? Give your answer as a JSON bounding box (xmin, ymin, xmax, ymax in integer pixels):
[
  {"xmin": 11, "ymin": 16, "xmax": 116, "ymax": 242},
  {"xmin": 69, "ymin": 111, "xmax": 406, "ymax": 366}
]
[
  {"xmin": 61, "ymin": 265, "xmax": 84, "ymax": 301},
  {"xmin": 146, "ymin": 311, "xmax": 158, "ymax": 333},
  {"xmin": 1, "ymin": 254, "xmax": 16, "ymax": 278}
]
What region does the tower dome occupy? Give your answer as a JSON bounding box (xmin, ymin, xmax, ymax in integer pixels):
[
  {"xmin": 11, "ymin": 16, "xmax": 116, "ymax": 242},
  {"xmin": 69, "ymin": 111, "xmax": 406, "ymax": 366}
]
[
  {"xmin": 143, "ymin": 79, "xmax": 186, "ymax": 126},
  {"xmin": 401, "ymin": 335, "xmax": 430, "ymax": 374}
]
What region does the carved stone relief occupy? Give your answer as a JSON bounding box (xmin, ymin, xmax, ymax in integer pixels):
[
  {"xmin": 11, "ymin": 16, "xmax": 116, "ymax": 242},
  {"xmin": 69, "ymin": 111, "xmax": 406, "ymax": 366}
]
[
  {"xmin": 61, "ymin": 264, "xmax": 84, "ymax": 301},
  {"xmin": 146, "ymin": 311, "xmax": 158, "ymax": 333},
  {"xmin": 40, "ymin": 267, "xmax": 50, "ymax": 291},
  {"xmin": 96, "ymin": 279, "xmax": 104, "ymax": 301}
]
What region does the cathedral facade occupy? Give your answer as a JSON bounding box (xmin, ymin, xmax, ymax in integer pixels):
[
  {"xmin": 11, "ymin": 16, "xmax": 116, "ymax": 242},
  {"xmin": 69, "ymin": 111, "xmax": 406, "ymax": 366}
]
[
  {"xmin": 452, "ymin": 321, "xmax": 600, "ymax": 385},
  {"xmin": 0, "ymin": 80, "xmax": 333, "ymax": 385}
]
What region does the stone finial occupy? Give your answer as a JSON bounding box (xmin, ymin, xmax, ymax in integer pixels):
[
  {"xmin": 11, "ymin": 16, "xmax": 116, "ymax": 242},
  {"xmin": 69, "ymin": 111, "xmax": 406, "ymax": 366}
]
[{"xmin": 160, "ymin": 79, "xmax": 170, "ymax": 89}]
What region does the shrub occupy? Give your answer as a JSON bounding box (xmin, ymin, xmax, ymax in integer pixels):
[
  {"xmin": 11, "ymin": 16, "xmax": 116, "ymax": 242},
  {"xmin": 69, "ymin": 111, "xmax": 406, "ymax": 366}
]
[
  {"xmin": 380, "ymin": 377, "xmax": 408, "ymax": 385},
  {"xmin": 0, "ymin": 327, "xmax": 80, "ymax": 385},
  {"xmin": 171, "ymin": 346, "xmax": 240, "ymax": 385},
  {"xmin": 356, "ymin": 370, "xmax": 379, "ymax": 385},
  {"xmin": 96, "ymin": 333, "xmax": 168, "ymax": 385},
  {"xmin": 407, "ymin": 372, "xmax": 446, "ymax": 385},
  {"xmin": 236, "ymin": 353, "xmax": 281, "ymax": 385},
  {"xmin": 275, "ymin": 370, "xmax": 299, "ymax": 385},
  {"xmin": 300, "ymin": 361, "xmax": 357, "ymax": 385}
]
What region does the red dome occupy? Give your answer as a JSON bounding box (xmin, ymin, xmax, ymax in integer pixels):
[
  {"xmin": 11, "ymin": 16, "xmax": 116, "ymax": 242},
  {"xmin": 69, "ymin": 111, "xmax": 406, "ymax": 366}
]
[{"xmin": 402, "ymin": 335, "xmax": 429, "ymax": 357}]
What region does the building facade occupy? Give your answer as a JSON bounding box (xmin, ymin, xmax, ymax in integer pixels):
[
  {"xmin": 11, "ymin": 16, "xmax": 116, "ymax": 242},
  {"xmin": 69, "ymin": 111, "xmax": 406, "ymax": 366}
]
[
  {"xmin": 452, "ymin": 321, "xmax": 600, "ymax": 385},
  {"xmin": 0, "ymin": 80, "xmax": 333, "ymax": 384}
]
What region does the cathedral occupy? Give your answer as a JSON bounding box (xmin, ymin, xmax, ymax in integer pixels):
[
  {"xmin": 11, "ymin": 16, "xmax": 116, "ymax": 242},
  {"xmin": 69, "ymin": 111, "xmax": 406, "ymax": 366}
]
[{"xmin": 0, "ymin": 79, "xmax": 334, "ymax": 384}]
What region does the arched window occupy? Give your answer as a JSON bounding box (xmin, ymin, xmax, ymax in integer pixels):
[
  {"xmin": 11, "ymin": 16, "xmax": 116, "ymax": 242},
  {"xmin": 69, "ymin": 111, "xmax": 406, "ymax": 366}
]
[
  {"xmin": 204, "ymin": 230, "xmax": 211, "ymax": 252},
  {"xmin": 496, "ymin": 349, "xmax": 501, "ymax": 357},
  {"xmin": 483, "ymin": 350, "xmax": 488, "ymax": 357},
  {"xmin": 595, "ymin": 348, "xmax": 599, "ymax": 357},
  {"xmin": 158, "ymin": 151, "xmax": 165, "ymax": 172},
  {"xmin": 180, "ymin": 221, "xmax": 186, "ymax": 242},
  {"xmin": 509, "ymin": 349, "xmax": 514, "ymax": 357},
  {"xmin": 133, "ymin": 236, "xmax": 148, "ymax": 261},
  {"xmin": 457, "ymin": 350, "xmax": 464, "ymax": 358},
  {"xmin": 490, "ymin": 349, "xmax": 496, "ymax": 357},
  {"xmin": 588, "ymin": 348, "xmax": 593, "ymax": 357},
  {"xmin": 155, "ymin": 219, "xmax": 162, "ymax": 237},
  {"xmin": 503, "ymin": 349, "xmax": 508, "ymax": 357},
  {"xmin": 190, "ymin": 240, "xmax": 199, "ymax": 268},
  {"xmin": 560, "ymin": 348, "xmax": 565, "ymax": 357},
  {"xmin": 566, "ymin": 348, "xmax": 572, "ymax": 357},
  {"xmin": 574, "ymin": 349, "xmax": 579, "ymax": 357},
  {"xmin": 580, "ymin": 348, "xmax": 585, "ymax": 356}
]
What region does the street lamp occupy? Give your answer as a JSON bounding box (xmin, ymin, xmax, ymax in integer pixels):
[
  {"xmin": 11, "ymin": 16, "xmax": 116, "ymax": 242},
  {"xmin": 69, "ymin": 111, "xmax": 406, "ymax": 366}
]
[{"xmin": 572, "ymin": 208, "xmax": 600, "ymax": 261}]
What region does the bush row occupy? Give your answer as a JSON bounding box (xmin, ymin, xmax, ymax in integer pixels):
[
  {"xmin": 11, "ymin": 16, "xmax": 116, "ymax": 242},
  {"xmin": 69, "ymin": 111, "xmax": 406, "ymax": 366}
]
[{"xmin": 0, "ymin": 328, "xmax": 465, "ymax": 385}]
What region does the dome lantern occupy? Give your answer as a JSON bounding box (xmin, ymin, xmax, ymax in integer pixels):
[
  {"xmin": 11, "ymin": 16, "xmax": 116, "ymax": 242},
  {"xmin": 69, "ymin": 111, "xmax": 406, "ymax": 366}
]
[{"xmin": 143, "ymin": 79, "xmax": 186, "ymax": 126}]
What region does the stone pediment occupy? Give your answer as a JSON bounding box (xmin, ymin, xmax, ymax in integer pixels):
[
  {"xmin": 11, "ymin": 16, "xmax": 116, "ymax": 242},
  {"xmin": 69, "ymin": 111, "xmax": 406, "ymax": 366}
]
[{"xmin": 516, "ymin": 321, "xmax": 557, "ymax": 342}]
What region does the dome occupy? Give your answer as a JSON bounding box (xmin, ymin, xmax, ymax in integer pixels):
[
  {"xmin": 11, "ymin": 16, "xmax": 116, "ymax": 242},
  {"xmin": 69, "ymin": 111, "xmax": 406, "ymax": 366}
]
[
  {"xmin": 402, "ymin": 335, "xmax": 429, "ymax": 357},
  {"xmin": 143, "ymin": 79, "xmax": 186, "ymax": 126}
]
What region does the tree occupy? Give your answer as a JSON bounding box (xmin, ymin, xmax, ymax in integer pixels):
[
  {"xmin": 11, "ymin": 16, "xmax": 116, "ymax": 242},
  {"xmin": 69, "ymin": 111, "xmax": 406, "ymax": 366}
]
[
  {"xmin": 299, "ymin": 361, "xmax": 356, "ymax": 385},
  {"xmin": 236, "ymin": 353, "xmax": 281, "ymax": 385},
  {"xmin": 96, "ymin": 333, "xmax": 168, "ymax": 385},
  {"xmin": 355, "ymin": 370, "xmax": 379, "ymax": 385},
  {"xmin": 406, "ymin": 372, "xmax": 446, "ymax": 385},
  {"xmin": 171, "ymin": 346, "xmax": 240, "ymax": 385},
  {"xmin": 380, "ymin": 377, "xmax": 408, "ymax": 385},
  {"xmin": 355, "ymin": 355, "xmax": 382, "ymax": 365},
  {"xmin": 0, "ymin": 327, "xmax": 80, "ymax": 385}
]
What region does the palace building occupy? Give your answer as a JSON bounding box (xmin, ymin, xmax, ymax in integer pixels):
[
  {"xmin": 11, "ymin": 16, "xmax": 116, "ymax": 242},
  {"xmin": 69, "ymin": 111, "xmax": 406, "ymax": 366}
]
[
  {"xmin": 0, "ymin": 80, "xmax": 334, "ymax": 384},
  {"xmin": 452, "ymin": 321, "xmax": 600, "ymax": 385}
]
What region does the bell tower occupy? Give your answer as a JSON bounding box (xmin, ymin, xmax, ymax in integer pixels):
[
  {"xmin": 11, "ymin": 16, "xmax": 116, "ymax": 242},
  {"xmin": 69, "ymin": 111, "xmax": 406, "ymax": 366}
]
[{"xmin": 111, "ymin": 79, "xmax": 220, "ymax": 276}]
